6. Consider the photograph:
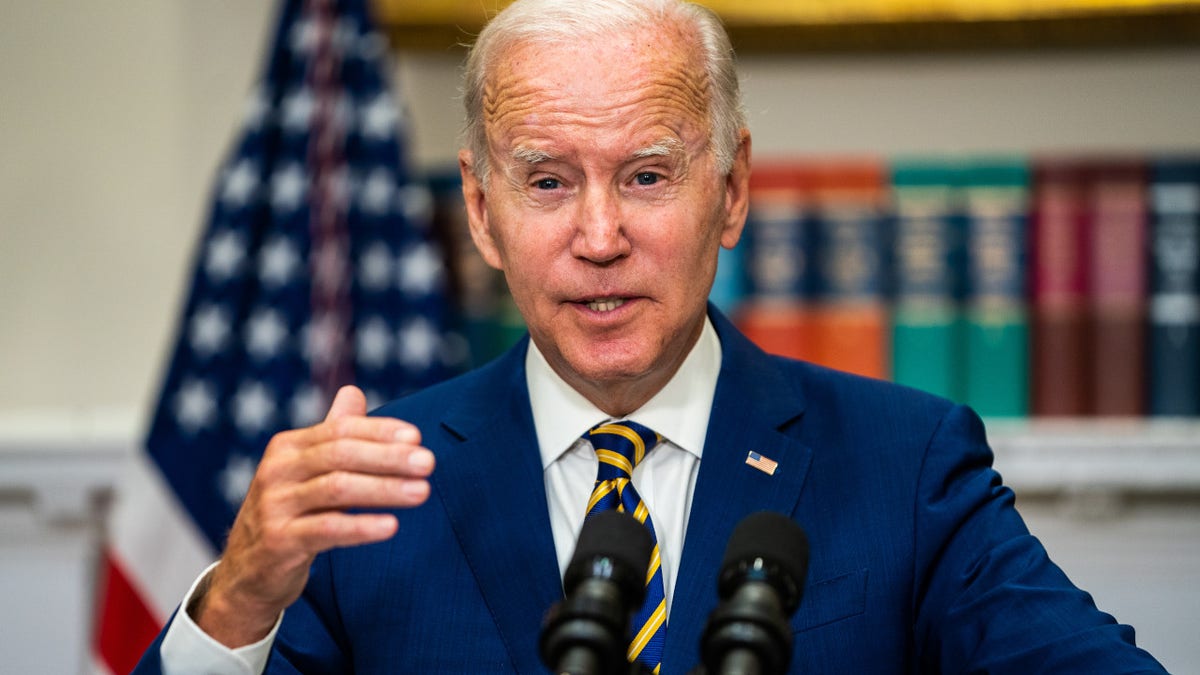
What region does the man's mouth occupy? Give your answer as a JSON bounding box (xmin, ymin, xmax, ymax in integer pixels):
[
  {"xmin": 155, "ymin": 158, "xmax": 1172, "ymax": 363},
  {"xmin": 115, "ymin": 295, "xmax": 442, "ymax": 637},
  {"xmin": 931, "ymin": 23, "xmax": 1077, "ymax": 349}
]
[{"xmin": 584, "ymin": 297, "xmax": 627, "ymax": 312}]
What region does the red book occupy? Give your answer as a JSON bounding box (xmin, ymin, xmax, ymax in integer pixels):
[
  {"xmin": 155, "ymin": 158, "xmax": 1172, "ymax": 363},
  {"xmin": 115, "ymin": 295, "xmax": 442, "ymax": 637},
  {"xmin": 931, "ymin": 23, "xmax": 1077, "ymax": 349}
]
[
  {"xmin": 1031, "ymin": 160, "xmax": 1091, "ymax": 416},
  {"xmin": 1087, "ymin": 160, "xmax": 1148, "ymax": 416}
]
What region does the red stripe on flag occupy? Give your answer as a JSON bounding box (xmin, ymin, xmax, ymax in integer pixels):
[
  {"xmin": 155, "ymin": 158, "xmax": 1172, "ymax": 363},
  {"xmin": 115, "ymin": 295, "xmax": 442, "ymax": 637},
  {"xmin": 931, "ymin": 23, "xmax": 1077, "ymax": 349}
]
[{"xmin": 95, "ymin": 551, "xmax": 163, "ymax": 674}]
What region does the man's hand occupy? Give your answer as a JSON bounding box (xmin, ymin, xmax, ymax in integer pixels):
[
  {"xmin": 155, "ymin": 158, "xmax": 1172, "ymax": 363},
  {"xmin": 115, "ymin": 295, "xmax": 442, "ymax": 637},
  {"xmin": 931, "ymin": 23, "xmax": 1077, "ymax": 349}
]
[{"xmin": 189, "ymin": 385, "xmax": 434, "ymax": 647}]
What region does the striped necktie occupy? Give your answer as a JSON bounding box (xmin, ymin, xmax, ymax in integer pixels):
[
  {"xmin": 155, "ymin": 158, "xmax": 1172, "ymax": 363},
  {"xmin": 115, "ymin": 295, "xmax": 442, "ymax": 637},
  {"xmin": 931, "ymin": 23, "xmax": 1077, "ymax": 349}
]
[{"xmin": 583, "ymin": 420, "xmax": 667, "ymax": 674}]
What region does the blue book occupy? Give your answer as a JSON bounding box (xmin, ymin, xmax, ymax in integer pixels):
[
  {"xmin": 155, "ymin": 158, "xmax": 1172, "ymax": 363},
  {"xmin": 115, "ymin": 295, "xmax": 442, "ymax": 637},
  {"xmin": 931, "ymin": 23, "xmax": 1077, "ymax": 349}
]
[{"xmin": 1148, "ymin": 158, "xmax": 1200, "ymax": 416}]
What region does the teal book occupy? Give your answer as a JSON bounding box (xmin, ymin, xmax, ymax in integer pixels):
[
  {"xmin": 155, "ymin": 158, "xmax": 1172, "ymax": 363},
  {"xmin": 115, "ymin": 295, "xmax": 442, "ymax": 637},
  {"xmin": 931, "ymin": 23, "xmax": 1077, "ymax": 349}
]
[
  {"xmin": 961, "ymin": 159, "xmax": 1030, "ymax": 417},
  {"xmin": 890, "ymin": 160, "xmax": 964, "ymax": 401}
]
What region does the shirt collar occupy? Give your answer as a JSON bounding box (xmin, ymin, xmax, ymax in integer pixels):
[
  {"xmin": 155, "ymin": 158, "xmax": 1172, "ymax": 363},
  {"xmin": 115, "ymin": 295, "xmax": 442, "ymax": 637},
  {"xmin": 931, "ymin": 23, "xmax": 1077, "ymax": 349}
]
[{"xmin": 527, "ymin": 316, "xmax": 722, "ymax": 469}]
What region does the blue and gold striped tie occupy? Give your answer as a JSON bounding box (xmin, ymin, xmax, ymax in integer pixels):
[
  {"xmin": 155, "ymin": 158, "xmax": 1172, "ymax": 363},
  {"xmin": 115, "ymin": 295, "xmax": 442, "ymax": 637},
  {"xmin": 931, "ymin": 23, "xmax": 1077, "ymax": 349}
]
[{"xmin": 583, "ymin": 420, "xmax": 666, "ymax": 674}]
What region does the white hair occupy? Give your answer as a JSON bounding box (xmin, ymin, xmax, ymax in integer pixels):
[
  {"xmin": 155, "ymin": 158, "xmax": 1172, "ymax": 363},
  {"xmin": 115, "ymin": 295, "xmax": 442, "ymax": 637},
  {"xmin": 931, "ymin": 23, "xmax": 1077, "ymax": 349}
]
[{"xmin": 460, "ymin": 0, "xmax": 746, "ymax": 188}]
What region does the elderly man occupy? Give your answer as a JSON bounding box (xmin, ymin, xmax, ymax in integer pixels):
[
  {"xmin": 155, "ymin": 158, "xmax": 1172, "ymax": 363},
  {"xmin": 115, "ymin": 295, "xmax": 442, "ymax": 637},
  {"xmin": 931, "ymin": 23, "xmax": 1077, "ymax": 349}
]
[{"xmin": 137, "ymin": 0, "xmax": 1164, "ymax": 673}]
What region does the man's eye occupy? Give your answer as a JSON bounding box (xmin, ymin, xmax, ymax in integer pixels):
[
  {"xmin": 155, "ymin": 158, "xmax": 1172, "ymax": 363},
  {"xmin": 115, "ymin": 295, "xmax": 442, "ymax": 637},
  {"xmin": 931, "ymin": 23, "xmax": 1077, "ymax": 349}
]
[
  {"xmin": 635, "ymin": 172, "xmax": 660, "ymax": 186},
  {"xmin": 534, "ymin": 178, "xmax": 560, "ymax": 190}
]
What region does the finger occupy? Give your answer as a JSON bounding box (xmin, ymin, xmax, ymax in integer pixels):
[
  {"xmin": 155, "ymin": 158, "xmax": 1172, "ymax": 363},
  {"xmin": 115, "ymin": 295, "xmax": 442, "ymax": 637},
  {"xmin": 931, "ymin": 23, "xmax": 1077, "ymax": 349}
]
[
  {"xmin": 285, "ymin": 471, "xmax": 432, "ymax": 513},
  {"xmin": 298, "ymin": 438, "xmax": 435, "ymax": 479},
  {"xmin": 287, "ymin": 512, "xmax": 400, "ymax": 552},
  {"xmin": 324, "ymin": 385, "xmax": 367, "ymax": 422}
]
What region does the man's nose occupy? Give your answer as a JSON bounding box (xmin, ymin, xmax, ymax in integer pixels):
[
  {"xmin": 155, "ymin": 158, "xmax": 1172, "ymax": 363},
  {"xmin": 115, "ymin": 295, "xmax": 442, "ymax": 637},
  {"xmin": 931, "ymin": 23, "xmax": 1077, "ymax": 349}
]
[{"xmin": 570, "ymin": 186, "xmax": 631, "ymax": 264}]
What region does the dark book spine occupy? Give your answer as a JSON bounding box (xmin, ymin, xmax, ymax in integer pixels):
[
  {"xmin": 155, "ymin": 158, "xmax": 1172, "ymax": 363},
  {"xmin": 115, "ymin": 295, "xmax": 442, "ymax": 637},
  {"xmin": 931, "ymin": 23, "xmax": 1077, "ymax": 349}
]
[{"xmin": 1148, "ymin": 158, "xmax": 1200, "ymax": 416}]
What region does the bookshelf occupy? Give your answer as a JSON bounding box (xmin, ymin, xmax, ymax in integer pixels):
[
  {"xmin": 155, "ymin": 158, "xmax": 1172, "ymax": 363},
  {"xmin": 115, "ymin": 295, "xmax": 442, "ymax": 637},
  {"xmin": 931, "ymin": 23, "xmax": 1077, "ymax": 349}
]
[{"xmin": 373, "ymin": 0, "xmax": 1200, "ymax": 52}]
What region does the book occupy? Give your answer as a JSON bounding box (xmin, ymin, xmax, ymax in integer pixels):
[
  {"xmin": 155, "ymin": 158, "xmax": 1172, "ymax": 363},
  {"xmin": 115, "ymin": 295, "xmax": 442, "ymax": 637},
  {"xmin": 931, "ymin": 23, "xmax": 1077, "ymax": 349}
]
[
  {"xmin": 890, "ymin": 159, "xmax": 963, "ymax": 401},
  {"xmin": 1087, "ymin": 160, "xmax": 1148, "ymax": 416},
  {"xmin": 1030, "ymin": 160, "xmax": 1091, "ymax": 416},
  {"xmin": 1148, "ymin": 157, "xmax": 1200, "ymax": 416},
  {"xmin": 805, "ymin": 159, "xmax": 890, "ymax": 379},
  {"xmin": 961, "ymin": 159, "xmax": 1030, "ymax": 418},
  {"xmin": 736, "ymin": 162, "xmax": 814, "ymax": 361}
]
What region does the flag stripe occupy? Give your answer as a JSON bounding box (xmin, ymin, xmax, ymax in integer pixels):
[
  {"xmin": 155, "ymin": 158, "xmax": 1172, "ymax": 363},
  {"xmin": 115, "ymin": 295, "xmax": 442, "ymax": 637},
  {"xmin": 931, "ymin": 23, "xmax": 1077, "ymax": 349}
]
[{"xmin": 94, "ymin": 552, "xmax": 162, "ymax": 675}]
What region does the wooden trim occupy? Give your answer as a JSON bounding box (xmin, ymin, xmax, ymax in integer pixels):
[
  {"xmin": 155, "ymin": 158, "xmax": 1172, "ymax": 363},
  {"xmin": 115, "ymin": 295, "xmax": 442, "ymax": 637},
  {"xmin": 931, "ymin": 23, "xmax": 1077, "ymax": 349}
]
[{"xmin": 373, "ymin": 1, "xmax": 1200, "ymax": 53}]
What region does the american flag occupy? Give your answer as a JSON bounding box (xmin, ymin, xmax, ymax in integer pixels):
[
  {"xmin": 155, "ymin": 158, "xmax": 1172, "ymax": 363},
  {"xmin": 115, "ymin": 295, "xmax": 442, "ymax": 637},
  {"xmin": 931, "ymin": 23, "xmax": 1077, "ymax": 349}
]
[
  {"xmin": 92, "ymin": 1, "xmax": 461, "ymax": 672},
  {"xmin": 745, "ymin": 451, "xmax": 779, "ymax": 476}
]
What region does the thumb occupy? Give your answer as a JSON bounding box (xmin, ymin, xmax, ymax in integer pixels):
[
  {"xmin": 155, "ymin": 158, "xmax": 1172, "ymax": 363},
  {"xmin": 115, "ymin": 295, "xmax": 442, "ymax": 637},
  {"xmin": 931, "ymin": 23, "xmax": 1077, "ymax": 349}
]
[{"xmin": 324, "ymin": 385, "xmax": 367, "ymax": 422}]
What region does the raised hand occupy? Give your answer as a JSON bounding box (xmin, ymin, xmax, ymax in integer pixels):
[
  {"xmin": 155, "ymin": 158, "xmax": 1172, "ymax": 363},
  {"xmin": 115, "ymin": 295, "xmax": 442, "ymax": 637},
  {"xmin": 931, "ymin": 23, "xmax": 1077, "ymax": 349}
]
[{"xmin": 189, "ymin": 385, "xmax": 434, "ymax": 647}]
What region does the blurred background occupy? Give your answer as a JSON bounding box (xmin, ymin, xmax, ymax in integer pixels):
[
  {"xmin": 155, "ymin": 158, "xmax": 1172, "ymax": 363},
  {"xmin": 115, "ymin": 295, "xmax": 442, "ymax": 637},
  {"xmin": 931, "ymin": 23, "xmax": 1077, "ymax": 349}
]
[{"xmin": 2, "ymin": 1, "xmax": 1199, "ymax": 672}]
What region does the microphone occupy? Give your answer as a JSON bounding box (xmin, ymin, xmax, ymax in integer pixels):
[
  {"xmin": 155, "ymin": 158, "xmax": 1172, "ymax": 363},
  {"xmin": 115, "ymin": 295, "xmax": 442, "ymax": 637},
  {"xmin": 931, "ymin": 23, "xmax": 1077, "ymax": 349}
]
[
  {"xmin": 699, "ymin": 511, "xmax": 810, "ymax": 675},
  {"xmin": 540, "ymin": 510, "xmax": 654, "ymax": 675}
]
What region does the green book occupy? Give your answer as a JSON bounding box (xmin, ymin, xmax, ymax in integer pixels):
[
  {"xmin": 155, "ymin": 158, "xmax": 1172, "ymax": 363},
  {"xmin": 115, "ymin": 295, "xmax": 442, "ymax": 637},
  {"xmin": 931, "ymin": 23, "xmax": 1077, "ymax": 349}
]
[
  {"xmin": 961, "ymin": 159, "xmax": 1029, "ymax": 417},
  {"xmin": 890, "ymin": 160, "xmax": 963, "ymax": 401}
]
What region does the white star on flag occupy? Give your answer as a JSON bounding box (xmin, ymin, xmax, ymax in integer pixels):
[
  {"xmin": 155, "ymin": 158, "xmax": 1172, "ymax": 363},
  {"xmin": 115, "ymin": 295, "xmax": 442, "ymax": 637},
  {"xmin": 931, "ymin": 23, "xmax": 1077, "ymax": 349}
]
[
  {"xmin": 398, "ymin": 243, "xmax": 444, "ymax": 295},
  {"xmin": 217, "ymin": 454, "xmax": 257, "ymax": 508},
  {"xmin": 397, "ymin": 183, "xmax": 432, "ymax": 224},
  {"xmin": 221, "ymin": 159, "xmax": 260, "ymax": 207},
  {"xmin": 358, "ymin": 242, "xmax": 393, "ymax": 291},
  {"xmin": 271, "ymin": 163, "xmax": 308, "ymax": 212},
  {"xmin": 360, "ymin": 93, "xmax": 399, "ymax": 140},
  {"xmin": 245, "ymin": 308, "xmax": 289, "ymax": 360},
  {"xmin": 290, "ymin": 384, "xmax": 328, "ymax": 428},
  {"xmin": 243, "ymin": 87, "xmax": 270, "ymax": 131},
  {"xmin": 173, "ymin": 378, "xmax": 217, "ymax": 434},
  {"xmin": 233, "ymin": 381, "xmax": 276, "ymax": 435},
  {"xmin": 356, "ymin": 316, "xmax": 393, "ymax": 369},
  {"xmin": 281, "ymin": 87, "xmax": 315, "ymax": 134},
  {"xmin": 205, "ymin": 230, "xmax": 246, "ymax": 283},
  {"xmin": 359, "ymin": 167, "xmax": 395, "ymax": 215},
  {"xmin": 398, "ymin": 316, "xmax": 439, "ymax": 369},
  {"xmin": 290, "ymin": 16, "xmax": 316, "ymax": 55},
  {"xmin": 189, "ymin": 304, "xmax": 231, "ymax": 357},
  {"xmin": 258, "ymin": 235, "xmax": 300, "ymax": 288}
]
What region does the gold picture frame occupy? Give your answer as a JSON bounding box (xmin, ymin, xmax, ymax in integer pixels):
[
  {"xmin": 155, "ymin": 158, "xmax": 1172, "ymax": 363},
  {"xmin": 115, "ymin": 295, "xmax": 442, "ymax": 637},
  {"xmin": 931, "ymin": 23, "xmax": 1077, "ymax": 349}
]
[{"xmin": 373, "ymin": 0, "xmax": 1200, "ymax": 53}]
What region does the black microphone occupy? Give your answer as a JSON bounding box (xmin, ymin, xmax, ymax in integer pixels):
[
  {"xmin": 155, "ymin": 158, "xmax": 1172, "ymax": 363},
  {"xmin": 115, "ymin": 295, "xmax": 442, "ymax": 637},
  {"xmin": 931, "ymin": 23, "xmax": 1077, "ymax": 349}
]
[
  {"xmin": 699, "ymin": 511, "xmax": 810, "ymax": 675},
  {"xmin": 540, "ymin": 510, "xmax": 654, "ymax": 675}
]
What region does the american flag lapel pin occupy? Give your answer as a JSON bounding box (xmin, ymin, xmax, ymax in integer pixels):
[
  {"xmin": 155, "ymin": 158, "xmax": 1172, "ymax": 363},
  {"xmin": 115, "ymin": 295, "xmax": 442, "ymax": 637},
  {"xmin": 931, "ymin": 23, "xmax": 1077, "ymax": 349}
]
[{"xmin": 745, "ymin": 451, "xmax": 779, "ymax": 476}]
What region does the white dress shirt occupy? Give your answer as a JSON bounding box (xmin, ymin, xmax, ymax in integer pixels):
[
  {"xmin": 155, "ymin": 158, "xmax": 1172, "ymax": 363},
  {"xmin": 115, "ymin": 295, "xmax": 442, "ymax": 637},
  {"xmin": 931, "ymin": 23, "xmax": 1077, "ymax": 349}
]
[{"xmin": 161, "ymin": 317, "xmax": 722, "ymax": 674}]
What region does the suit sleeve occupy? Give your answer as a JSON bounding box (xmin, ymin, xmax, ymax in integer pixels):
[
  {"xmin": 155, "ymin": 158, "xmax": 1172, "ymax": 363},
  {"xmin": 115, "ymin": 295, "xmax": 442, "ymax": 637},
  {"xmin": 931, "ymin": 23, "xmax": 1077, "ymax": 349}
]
[{"xmin": 910, "ymin": 404, "xmax": 1166, "ymax": 674}]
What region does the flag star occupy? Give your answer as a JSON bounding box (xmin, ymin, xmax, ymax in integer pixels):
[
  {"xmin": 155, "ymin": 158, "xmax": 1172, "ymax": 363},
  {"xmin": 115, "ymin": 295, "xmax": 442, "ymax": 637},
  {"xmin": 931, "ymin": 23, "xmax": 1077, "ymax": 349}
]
[
  {"xmin": 359, "ymin": 93, "xmax": 399, "ymax": 140},
  {"xmin": 245, "ymin": 308, "xmax": 289, "ymax": 360},
  {"xmin": 173, "ymin": 378, "xmax": 217, "ymax": 433},
  {"xmin": 271, "ymin": 163, "xmax": 308, "ymax": 212},
  {"xmin": 359, "ymin": 168, "xmax": 394, "ymax": 215},
  {"xmin": 398, "ymin": 243, "xmax": 444, "ymax": 295},
  {"xmin": 290, "ymin": 16, "xmax": 316, "ymax": 55},
  {"xmin": 242, "ymin": 87, "xmax": 270, "ymax": 131},
  {"xmin": 397, "ymin": 316, "xmax": 439, "ymax": 369},
  {"xmin": 397, "ymin": 184, "xmax": 433, "ymax": 225},
  {"xmin": 218, "ymin": 454, "xmax": 257, "ymax": 508},
  {"xmin": 258, "ymin": 235, "xmax": 302, "ymax": 288},
  {"xmin": 358, "ymin": 242, "xmax": 394, "ymax": 291},
  {"xmin": 189, "ymin": 304, "xmax": 231, "ymax": 357},
  {"xmin": 221, "ymin": 158, "xmax": 260, "ymax": 207},
  {"xmin": 356, "ymin": 317, "xmax": 393, "ymax": 369},
  {"xmin": 290, "ymin": 384, "xmax": 328, "ymax": 428},
  {"xmin": 281, "ymin": 87, "xmax": 315, "ymax": 133},
  {"xmin": 356, "ymin": 32, "xmax": 387, "ymax": 63},
  {"xmin": 233, "ymin": 380, "xmax": 276, "ymax": 436},
  {"xmin": 205, "ymin": 230, "xmax": 246, "ymax": 283}
]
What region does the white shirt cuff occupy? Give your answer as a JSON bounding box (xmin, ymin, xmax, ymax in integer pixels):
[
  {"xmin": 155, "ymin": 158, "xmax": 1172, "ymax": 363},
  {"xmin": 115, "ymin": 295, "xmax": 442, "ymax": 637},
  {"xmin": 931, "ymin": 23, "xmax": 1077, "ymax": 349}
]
[{"xmin": 160, "ymin": 561, "xmax": 283, "ymax": 675}]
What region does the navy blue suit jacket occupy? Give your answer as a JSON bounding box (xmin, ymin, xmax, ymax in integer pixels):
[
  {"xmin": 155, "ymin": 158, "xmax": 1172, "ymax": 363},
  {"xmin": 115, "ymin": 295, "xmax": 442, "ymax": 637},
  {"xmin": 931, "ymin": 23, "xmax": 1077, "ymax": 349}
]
[{"xmin": 137, "ymin": 308, "xmax": 1164, "ymax": 673}]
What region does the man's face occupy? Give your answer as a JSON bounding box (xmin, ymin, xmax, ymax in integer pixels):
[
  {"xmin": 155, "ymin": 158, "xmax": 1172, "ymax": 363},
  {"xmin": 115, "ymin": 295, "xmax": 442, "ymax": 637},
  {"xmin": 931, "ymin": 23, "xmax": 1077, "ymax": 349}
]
[{"xmin": 460, "ymin": 26, "xmax": 750, "ymax": 414}]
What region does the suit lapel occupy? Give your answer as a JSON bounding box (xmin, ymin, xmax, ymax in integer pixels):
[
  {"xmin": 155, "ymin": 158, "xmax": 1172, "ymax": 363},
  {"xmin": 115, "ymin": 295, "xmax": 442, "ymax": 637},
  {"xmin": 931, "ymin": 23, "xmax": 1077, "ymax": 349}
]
[
  {"xmin": 663, "ymin": 310, "xmax": 814, "ymax": 671},
  {"xmin": 432, "ymin": 340, "xmax": 562, "ymax": 674}
]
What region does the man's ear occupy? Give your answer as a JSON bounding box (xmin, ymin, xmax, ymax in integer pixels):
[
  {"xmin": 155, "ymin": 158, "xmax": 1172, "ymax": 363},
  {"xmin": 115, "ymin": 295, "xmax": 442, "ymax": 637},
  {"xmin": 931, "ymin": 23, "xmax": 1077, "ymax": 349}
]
[
  {"xmin": 459, "ymin": 149, "xmax": 503, "ymax": 270},
  {"xmin": 720, "ymin": 130, "xmax": 752, "ymax": 250}
]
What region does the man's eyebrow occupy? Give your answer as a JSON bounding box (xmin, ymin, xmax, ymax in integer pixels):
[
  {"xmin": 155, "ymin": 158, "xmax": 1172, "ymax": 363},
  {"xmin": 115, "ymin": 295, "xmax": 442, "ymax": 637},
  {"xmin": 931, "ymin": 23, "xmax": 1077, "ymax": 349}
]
[
  {"xmin": 632, "ymin": 138, "xmax": 684, "ymax": 159},
  {"xmin": 511, "ymin": 146, "xmax": 556, "ymax": 165}
]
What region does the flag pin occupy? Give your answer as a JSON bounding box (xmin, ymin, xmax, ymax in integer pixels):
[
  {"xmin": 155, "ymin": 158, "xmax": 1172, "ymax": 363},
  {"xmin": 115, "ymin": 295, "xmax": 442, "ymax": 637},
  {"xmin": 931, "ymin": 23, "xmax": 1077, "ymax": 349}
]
[{"xmin": 745, "ymin": 451, "xmax": 779, "ymax": 476}]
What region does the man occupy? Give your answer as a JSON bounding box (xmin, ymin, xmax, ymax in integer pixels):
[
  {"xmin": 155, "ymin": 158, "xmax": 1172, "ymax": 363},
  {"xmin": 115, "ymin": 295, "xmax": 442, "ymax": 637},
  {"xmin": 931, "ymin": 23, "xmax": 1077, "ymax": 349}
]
[{"xmin": 138, "ymin": 0, "xmax": 1165, "ymax": 672}]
